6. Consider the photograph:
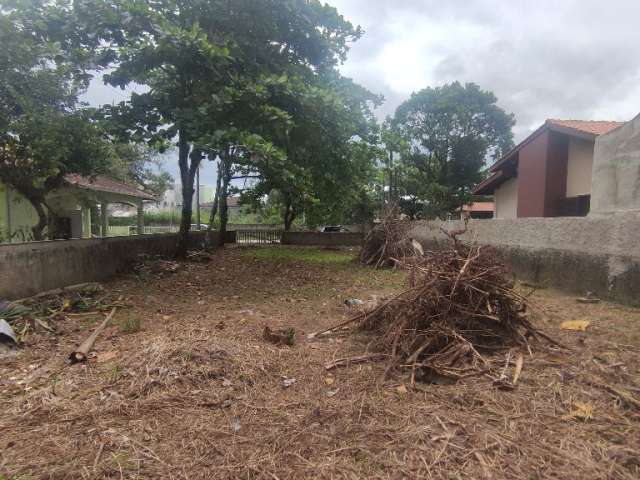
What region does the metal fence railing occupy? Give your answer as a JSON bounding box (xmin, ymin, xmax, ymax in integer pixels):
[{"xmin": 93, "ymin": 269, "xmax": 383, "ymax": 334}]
[
  {"xmin": 107, "ymin": 225, "xmax": 180, "ymax": 236},
  {"xmin": 107, "ymin": 224, "xmax": 284, "ymax": 242},
  {"xmin": 235, "ymin": 228, "xmax": 283, "ymax": 244},
  {"xmin": 227, "ymin": 223, "xmax": 284, "ymax": 231},
  {"xmin": 141, "ymin": 225, "xmax": 180, "ymax": 234}
]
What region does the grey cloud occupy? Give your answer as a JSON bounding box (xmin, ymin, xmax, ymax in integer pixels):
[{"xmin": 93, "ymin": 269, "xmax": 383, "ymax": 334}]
[
  {"xmin": 79, "ymin": 0, "xmax": 640, "ymax": 177},
  {"xmin": 331, "ymin": 0, "xmax": 640, "ymax": 140}
]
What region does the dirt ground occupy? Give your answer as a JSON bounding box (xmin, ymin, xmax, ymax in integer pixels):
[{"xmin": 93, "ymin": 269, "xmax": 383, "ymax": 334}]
[{"xmin": 1, "ymin": 246, "xmax": 639, "ymax": 480}]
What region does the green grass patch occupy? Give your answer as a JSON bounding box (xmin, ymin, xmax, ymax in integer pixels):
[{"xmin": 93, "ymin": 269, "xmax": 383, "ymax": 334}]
[{"xmin": 244, "ymin": 247, "xmax": 355, "ymax": 265}]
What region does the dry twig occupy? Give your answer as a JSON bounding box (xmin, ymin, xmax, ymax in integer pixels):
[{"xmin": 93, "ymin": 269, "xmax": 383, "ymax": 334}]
[{"xmin": 359, "ymin": 203, "xmax": 422, "ymax": 268}]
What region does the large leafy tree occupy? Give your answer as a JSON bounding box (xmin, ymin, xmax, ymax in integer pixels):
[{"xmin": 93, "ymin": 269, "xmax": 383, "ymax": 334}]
[
  {"xmin": 99, "ymin": 3, "xmax": 232, "ymax": 256},
  {"xmin": 393, "ymin": 82, "xmax": 515, "ymax": 218},
  {"xmin": 251, "ymin": 72, "xmax": 381, "ymax": 230},
  {"xmin": 97, "ymin": 0, "xmax": 362, "ymax": 255},
  {"xmin": 0, "ymin": 6, "xmax": 113, "ymax": 240},
  {"xmin": 197, "ymin": 74, "xmax": 294, "ymax": 242}
]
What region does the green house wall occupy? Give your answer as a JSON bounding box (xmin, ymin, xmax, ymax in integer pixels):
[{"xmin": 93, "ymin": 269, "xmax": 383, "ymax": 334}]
[{"xmin": 0, "ymin": 180, "xmax": 92, "ymax": 242}]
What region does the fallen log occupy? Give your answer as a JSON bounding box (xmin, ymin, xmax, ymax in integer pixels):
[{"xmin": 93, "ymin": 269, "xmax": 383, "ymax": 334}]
[
  {"xmin": 69, "ymin": 308, "xmax": 117, "ymax": 364},
  {"xmin": 15, "ymin": 282, "xmax": 103, "ymax": 304}
]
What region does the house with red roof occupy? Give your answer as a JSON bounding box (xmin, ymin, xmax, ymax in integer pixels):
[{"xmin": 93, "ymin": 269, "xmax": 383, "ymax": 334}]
[
  {"xmin": 1, "ymin": 175, "xmax": 156, "ymax": 242},
  {"xmin": 458, "ymin": 202, "xmax": 494, "ymax": 219},
  {"xmin": 474, "ymin": 119, "xmax": 624, "ymax": 218}
]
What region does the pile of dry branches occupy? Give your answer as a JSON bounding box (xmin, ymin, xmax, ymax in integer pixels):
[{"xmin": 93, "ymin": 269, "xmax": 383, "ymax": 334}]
[
  {"xmin": 359, "ymin": 204, "xmax": 422, "ymax": 268},
  {"xmin": 1, "ymin": 283, "xmax": 119, "ymax": 344},
  {"xmin": 331, "ymin": 229, "xmax": 555, "ymax": 382}
]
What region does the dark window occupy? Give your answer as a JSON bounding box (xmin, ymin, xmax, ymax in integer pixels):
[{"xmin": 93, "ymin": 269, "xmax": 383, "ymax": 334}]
[{"xmin": 558, "ymin": 194, "xmax": 590, "ymax": 217}]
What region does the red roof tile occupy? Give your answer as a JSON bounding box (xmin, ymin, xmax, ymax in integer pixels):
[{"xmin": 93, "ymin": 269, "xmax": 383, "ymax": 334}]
[
  {"xmin": 64, "ymin": 174, "xmax": 156, "ymax": 201},
  {"xmin": 461, "ymin": 202, "xmax": 494, "ymax": 213},
  {"xmin": 546, "ymin": 119, "xmax": 624, "ymax": 136}
]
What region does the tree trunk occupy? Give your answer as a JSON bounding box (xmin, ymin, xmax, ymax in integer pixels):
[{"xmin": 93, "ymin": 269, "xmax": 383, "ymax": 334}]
[
  {"xmin": 30, "ymin": 198, "xmax": 49, "ymax": 241},
  {"xmin": 217, "ymin": 153, "xmax": 232, "ymax": 247},
  {"xmin": 283, "ymin": 197, "xmax": 295, "ymax": 231},
  {"xmin": 5, "ymin": 180, "xmax": 57, "ymax": 241},
  {"xmin": 175, "ymin": 133, "xmax": 201, "ymax": 258},
  {"xmin": 207, "ymin": 158, "xmax": 222, "ymax": 231},
  {"xmin": 204, "ymin": 158, "xmax": 223, "ymax": 250}
]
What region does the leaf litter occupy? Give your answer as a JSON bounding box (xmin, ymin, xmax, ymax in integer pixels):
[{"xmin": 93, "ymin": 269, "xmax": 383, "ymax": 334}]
[{"xmin": 0, "ymin": 246, "xmax": 638, "ymax": 479}]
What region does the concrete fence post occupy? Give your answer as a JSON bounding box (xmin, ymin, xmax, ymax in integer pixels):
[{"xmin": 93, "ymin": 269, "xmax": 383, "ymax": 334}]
[
  {"xmin": 100, "ymin": 202, "xmax": 109, "ymax": 237},
  {"xmin": 137, "ymin": 203, "xmax": 144, "ymax": 235}
]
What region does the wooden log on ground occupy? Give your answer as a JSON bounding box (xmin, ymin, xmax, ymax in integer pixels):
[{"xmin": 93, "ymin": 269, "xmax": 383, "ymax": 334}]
[{"xmin": 69, "ymin": 308, "xmax": 117, "ymax": 364}]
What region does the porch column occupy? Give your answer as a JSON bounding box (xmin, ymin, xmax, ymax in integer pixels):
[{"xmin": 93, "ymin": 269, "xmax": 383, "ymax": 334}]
[
  {"xmin": 100, "ymin": 201, "xmax": 109, "ymax": 237},
  {"xmin": 137, "ymin": 202, "xmax": 144, "ymax": 235}
]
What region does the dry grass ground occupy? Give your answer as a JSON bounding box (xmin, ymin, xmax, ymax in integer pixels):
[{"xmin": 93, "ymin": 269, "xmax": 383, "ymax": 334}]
[{"xmin": 1, "ymin": 246, "xmax": 639, "ymax": 480}]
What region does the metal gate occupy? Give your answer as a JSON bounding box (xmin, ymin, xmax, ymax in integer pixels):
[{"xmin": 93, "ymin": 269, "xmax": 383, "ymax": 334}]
[{"xmin": 235, "ymin": 228, "xmax": 283, "ymax": 245}]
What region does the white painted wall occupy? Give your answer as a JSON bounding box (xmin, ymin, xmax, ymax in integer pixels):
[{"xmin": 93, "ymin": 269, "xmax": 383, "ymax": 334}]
[
  {"xmin": 494, "ymin": 177, "xmax": 518, "ymax": 219},
  {"xmin": 566, "ymin": 138, "xmax": 594, "ymax": 197}
]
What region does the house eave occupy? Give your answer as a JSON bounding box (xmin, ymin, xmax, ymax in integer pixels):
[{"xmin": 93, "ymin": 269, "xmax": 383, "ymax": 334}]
[{"xmin": 473, "ymin": 171, "xmax": 509, "ymax": 195}]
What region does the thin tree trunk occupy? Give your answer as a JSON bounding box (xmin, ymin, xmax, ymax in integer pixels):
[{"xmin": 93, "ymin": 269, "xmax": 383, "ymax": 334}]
[
  {"xmin": 204, "ymin": 158, "xmax": 223, "ymax": 250},
  {"xmin": 217, "ymin": 153, "xmax": 232, "ymax": 247},
  {"xmin": 175, "ymin": 133, "xmax": 201, "ymax": 258},
  {"xmin": 207, "ymin": 158, "xmax": 222, "ymax": 231},
  {"xmin": 283, "ymin": 197, "xmax": 295, "ymax": 231},
  {"xmin": 31, "ymin": 199, "xmax": 48, "ymax": 241}
]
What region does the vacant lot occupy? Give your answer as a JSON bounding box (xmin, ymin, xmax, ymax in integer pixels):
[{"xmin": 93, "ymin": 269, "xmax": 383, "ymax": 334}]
[{"xmin": 1, "ymin": 246, "xmax": 639, "ymax": 479}]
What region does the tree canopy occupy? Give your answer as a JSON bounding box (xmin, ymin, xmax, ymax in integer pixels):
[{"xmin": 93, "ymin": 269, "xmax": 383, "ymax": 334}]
[
  {"xmin": 93, "ymin": 0, "xmax": 370, "ymax": 253},
  {"xmin": 1, "ymin": 1, "xmax": 518, "ymax": 248},
  {"xmin": 393, "ymin": 82, "xmax": 515, "ymax": 218},
  {"xmin": 0, "ymin": 6, "xmax": 114, "ymax": 239}
]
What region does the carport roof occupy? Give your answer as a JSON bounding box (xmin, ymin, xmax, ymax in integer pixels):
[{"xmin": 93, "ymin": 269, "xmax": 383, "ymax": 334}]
[{"xmin": 64, "ymin": 174, "xmax": 156, "ymax": 201}]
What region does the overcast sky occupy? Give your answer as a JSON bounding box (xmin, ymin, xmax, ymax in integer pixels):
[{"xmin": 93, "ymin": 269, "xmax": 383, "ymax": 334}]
[{"xmin": 84, "ymin": 0, "xmax": 640, "ymax": 185}]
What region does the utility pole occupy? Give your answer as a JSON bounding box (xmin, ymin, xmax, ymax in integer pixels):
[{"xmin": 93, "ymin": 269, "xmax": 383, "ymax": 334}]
[
  {"xmin": 388, "ymin": 149, "xmax": 393, "ymax": 203},
  {"xmin": 196, "ymin": 164, "xmax": 201, "ymax": 230}
]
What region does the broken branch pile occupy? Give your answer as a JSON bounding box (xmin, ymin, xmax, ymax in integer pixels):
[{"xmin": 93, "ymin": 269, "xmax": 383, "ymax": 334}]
[
  {"xmin": 1, "ymin": 283, "xmax": 118, "ymax": 345},
  {"xmin": 359, "ymin": 204, "xmax": 422, "ymax": 268},
  {"xmin": 347, "ymin": 232, "xmax": 554, "ymax": 381}
]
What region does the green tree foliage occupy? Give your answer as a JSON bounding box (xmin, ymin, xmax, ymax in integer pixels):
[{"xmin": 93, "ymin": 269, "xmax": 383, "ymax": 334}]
[
  {"xmin": 107, "ymin": 143, "xmax": 174, "ymax": 198},
  {"xmin": 95, "ymin": 0, "xmax": 366, "ymax": 254},
  {"xmin": 97, "ymin": 3, "xmax": 232, "ymax": 255},
  {"xmin": 393, "ymin": 82, "xmax": 515, "ymax": 218},
  {"xmin": 249, "ymin": 72, "xmax": 382, "ymax": 230},
  {"xmin": 0, "ymin": 6, "xmax": 113, "ymax": 240}
]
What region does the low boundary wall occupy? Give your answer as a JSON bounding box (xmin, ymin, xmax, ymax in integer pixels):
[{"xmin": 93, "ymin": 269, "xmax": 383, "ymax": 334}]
[
  {"xmin": 0, "ymin": 231, "xmax": 222, "ymax": 300},
  {"xmin": 410, "ymin": 213, "xmax": 640, "ymax": 305},
  {"xmin": 281, "ymin": 231, "xmax": 363, "ymax": 246}
]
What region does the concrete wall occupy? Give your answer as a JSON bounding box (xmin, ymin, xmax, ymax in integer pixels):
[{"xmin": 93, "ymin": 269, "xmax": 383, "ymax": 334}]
[
  {"xmin": 281, "ymin": 232, "xmax": 363, "ymax": 246},
  {"xmin": 494, "ymin": 178, "xmax": 518, "ymax": 219},
  {"xmin": 566, "ymin": 137, "xmax": 594, "ymax": 197},
  {"xmin": 409, "ymin": 213, "xmax": 640, "ymax": 305},
  {"xmin": 591, "ymin": 113, "xmax": 640, "ymax": 215},
  {"xmin": 0, "ymin": 232, "xmax": 215, "ymax": 300}
]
